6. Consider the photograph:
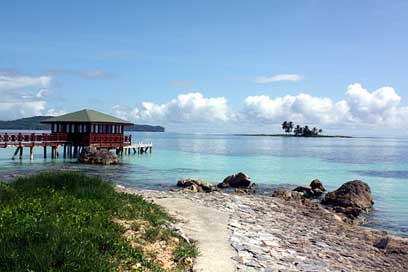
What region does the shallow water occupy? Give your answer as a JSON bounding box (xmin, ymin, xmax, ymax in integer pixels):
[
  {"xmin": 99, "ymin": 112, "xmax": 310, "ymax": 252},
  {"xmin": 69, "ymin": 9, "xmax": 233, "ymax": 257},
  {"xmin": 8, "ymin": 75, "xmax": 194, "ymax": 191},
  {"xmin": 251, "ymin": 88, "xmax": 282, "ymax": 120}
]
[{"xmin": 0, "ymin": 131, "xmax": 407, "ymax": 236}]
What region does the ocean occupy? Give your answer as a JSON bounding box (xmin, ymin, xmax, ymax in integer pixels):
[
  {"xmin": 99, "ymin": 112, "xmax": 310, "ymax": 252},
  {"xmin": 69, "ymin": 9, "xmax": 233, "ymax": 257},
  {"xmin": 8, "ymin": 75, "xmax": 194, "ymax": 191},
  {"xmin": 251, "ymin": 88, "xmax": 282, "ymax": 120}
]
[{"xmin": 0, "ymin": 131, "xmax": 407, "ymax": 236}]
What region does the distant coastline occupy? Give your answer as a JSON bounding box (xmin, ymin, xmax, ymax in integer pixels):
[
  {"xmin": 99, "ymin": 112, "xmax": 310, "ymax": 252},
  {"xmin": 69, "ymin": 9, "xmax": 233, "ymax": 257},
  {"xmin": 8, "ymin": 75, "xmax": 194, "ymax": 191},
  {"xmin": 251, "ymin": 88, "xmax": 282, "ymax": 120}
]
[
  {"xmin": 235, "ymin": 133, "xmax": 352, "ymax": 138},
  {"xmin": 0, "ymin": 116, "xmax": 165, "ymax": 132}
]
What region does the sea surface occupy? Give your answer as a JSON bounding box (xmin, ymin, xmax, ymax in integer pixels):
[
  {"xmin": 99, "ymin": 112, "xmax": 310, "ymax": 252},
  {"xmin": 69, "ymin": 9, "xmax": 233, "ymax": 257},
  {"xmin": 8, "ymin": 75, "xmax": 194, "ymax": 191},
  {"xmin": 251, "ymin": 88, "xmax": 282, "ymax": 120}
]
[{"xmin": 0, "ymin": 131, "xmax": 407, "ymax": 236}]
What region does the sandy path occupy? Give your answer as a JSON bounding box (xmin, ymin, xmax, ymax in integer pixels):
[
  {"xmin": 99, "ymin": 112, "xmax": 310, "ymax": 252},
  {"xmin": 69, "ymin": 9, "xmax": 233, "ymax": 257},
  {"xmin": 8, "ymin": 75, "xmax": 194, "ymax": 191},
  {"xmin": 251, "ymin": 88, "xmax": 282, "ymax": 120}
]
[{"xmin": 153, "ymin": 197, "xmax": 236, "ymax": 272}]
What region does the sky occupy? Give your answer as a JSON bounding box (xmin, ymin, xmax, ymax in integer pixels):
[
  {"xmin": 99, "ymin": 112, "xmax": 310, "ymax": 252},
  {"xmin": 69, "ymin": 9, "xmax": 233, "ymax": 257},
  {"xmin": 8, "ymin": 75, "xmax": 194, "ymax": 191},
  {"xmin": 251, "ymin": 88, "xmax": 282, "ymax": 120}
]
[{"xmin": 0, "ymin": 0, "xmax": 407, "ymax": 135}]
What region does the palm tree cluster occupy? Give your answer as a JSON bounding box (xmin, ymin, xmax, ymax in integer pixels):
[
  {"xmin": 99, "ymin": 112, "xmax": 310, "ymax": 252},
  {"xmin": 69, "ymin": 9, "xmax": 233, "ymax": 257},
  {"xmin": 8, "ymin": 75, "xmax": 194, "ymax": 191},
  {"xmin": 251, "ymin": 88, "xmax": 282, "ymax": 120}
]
[{"xmin": 282, "ymin": 121, "xmax": 323, "ymax": 137}]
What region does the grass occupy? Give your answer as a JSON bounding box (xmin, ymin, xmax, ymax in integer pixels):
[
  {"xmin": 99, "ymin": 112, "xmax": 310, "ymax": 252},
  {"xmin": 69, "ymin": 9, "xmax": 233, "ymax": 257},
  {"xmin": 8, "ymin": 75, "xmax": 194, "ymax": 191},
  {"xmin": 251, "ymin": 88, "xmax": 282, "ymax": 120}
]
[{"xmin": 0, "ymin": 172, "xmax": 197, "ymax": 271}]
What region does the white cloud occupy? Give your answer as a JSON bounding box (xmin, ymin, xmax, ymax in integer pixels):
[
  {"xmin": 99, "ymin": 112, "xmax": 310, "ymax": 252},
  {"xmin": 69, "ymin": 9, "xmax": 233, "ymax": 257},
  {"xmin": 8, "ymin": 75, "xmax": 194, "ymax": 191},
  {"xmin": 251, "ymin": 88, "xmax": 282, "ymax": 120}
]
[
  {"xmin": 0, "ymin": 75, "xmax": 51, "ymax": 91},
  {"xmin": 113, "ymin": 84, "xmax": 408, "ymax": 130},
  {"xmin": 255, "ymin": 74, "xmax": 302, "ymax": 84},
  {"xmin": 0, "ymin": 101, "xmax": 47, "ymax": 120},
  {"xmin": 0, "ymin": 72, "xmax": 63, "ymax": 120},
  {"xmin": 113, "ymin": 92, "xmax": 231, "ymax": 124},
  {"xmin": 242, "ymin": 83, "xmax": 408, "ymax": 128}
]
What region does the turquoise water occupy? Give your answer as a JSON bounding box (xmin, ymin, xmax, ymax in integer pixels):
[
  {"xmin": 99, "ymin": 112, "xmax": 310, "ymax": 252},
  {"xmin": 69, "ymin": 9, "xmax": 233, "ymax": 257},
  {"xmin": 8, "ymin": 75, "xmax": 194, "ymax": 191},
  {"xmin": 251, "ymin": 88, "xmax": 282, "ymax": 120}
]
[{"xmin": 0, "ymin": 132, "xmax": 407, "ymax": 236}]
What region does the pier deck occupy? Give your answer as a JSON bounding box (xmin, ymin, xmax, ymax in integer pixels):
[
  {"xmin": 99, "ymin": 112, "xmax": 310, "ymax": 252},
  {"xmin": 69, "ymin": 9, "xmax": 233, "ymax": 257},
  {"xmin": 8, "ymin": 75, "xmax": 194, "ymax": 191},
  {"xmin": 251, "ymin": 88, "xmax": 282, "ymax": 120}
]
[{"xmin": 0, "ymin": 132, "xmax": 151, "ymax": 160}]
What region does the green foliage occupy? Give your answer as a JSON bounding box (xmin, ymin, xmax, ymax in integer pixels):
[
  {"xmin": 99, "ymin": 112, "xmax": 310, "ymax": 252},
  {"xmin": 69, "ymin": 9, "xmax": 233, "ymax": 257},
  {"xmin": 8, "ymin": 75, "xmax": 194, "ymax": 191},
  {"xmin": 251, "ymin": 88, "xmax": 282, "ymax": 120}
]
[
  {"xmin": 174, "ymin": 241, "xmax": 199, "ymax": 262},
  {"xmin": 0, "ymin": 172, "xmax": 171, "ymax": 272}
]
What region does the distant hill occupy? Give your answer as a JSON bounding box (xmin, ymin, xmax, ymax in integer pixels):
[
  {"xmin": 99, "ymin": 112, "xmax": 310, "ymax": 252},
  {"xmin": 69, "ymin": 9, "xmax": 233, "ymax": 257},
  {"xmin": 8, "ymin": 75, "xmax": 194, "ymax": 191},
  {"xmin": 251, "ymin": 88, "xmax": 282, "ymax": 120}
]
[{"xmin": 0, "ymin": 116, "xmax": 165, "ymax": 132}]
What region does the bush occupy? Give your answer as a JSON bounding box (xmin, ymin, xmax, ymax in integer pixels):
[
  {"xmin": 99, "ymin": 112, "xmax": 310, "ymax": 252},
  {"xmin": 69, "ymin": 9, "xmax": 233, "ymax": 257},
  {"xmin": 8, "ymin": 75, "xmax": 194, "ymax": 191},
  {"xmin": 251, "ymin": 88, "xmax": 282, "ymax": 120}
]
[{"xmin": 0, "ymin": 172, "xmax": 171, "ymax": 271}]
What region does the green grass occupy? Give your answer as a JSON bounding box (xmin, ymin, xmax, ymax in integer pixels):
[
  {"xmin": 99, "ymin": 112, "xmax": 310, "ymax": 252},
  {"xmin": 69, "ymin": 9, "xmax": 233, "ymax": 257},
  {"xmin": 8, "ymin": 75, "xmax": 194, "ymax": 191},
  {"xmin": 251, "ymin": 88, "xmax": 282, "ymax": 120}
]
[{"xmin": 0, "ymin": 172, "xmax": 197, "ymax": 272}]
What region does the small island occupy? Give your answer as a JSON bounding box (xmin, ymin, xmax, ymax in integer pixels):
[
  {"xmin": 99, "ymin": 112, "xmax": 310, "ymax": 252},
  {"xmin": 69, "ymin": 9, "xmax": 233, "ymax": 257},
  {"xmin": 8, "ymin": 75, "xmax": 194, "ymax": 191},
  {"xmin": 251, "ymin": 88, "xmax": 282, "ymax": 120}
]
[{"xmin": 236, "ymin": 121, "xmax": 352, "ymax": 138}]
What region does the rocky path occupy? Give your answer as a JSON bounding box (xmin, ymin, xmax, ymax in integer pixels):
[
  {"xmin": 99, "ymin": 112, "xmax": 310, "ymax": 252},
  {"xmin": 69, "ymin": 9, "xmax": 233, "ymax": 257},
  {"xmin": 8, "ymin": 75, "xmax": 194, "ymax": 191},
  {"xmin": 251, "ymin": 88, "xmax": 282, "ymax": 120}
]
[
  {"xmin": 120, "ymin": 187, "xmax": 408, "ymax": 272},
  {"xmin": 153, "ymin": 197, "xmax": 236, "ymax": 272}
]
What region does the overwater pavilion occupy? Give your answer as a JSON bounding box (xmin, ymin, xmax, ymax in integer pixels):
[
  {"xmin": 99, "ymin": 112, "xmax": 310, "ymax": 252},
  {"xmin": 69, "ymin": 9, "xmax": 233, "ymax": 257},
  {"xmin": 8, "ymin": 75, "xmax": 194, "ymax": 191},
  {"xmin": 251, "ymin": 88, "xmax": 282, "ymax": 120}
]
[{"xmin": 0, "ymin": 109, "xmax": 152, "ymax": 160}]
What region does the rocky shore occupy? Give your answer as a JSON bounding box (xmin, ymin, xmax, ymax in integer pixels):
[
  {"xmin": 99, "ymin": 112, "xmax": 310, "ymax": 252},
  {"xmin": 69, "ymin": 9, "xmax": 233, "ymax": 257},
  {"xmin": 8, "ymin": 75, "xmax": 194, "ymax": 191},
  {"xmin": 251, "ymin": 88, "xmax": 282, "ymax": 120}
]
[{"xmin": 118, "ymin": 174, "xmax": 408, "ymax": 272}]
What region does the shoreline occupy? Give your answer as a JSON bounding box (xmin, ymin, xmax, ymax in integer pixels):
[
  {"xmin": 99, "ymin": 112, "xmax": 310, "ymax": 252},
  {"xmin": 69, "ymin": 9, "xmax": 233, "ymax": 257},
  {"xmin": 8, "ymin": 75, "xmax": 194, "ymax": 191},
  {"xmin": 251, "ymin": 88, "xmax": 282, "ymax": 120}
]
[{"xmin": 119, "ymin": 186, "xmax": 408, "ymax": 271}]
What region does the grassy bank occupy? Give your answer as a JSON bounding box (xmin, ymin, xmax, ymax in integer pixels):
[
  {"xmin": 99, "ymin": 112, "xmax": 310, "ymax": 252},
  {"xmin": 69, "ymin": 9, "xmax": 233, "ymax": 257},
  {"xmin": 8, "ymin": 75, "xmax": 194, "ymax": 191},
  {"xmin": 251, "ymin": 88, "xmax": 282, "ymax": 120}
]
[{"xmin": 0, "ymin": 172, "xmax": 197, "ymax": 271}]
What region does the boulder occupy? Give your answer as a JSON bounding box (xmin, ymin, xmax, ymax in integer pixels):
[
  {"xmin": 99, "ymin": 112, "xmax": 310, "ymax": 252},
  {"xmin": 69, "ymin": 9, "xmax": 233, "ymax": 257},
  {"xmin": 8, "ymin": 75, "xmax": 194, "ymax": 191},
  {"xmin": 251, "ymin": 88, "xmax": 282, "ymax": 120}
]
[
  {"xmin": 310, "ymin": 179, "xmax": 326, "ymax": 195},
  {"xmin": 217, "ymin": 172, "xmax": 252, "ymax": 188},
  {"xmin": 374, "ymin": 236, "xmax": 408, "ymax": 255},
  {"xmin": 293, "ymin": 186, "xmax": 314, "ymax": 198},
  {"xmin": 272, "ymin": 190, "xmax": 304, "ymax": 201},
  {"xmin": 78, "ymin": 147, "xmax": 119, "ymax": 165},
  {"xmin": 321, "ymin": 180, "xmax": 374, "ymax": 217},
  {"xmin": 177, "ymin": 178, "xmax": 214, "ymax": 192},
  {"xmin": 234, "ymin": 183, "xmax": 257, "ymax": 195}
]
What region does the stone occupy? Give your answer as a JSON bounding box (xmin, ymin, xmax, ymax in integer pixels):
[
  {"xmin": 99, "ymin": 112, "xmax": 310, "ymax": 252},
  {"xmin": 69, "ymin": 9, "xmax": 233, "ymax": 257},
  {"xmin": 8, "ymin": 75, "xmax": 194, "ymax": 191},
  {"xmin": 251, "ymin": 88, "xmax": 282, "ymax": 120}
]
[
  {"xmin": 177, "ymin": 178, "xmax": 214, "ymax": 192},
  {"xmin": 218, "ymin": 172, "xmax": 252, "ymax": 188},
  {"xmin": 271, "ymin": 189, "xmax": 304, "ymax": 201},
  {"xmin": 78, "ymin": 147, "xmax": 119, "ymax": 165},
  {"xmin": 293, "ymin": 186, "xmax": 314, "ymax": 198},
  {"xmin": 374, "ymin": 236, "xmax": 408, "ymax": 254},
  {"xmin": 321, "ymin": 180, "xmax": 374, "ymax": 217},
  {"xmin": 310, "ymin": 179, "xmax": 326, "ymax": 195}
]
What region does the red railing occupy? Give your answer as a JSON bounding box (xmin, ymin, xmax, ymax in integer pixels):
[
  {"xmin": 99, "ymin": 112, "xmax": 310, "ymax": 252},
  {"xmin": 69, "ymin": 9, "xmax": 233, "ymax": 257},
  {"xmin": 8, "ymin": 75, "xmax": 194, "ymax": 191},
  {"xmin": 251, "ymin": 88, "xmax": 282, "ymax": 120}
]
[
  {"xmin": 0, "ymin": 132, "xmax": 68, "ymax": 144},
  {"xmin": 87, "ymin": 134, "xmax": 132, "ymax": 145},
  {"xmin": 0, "ymin": 132, "xmax": 131, "ymax": 147}
]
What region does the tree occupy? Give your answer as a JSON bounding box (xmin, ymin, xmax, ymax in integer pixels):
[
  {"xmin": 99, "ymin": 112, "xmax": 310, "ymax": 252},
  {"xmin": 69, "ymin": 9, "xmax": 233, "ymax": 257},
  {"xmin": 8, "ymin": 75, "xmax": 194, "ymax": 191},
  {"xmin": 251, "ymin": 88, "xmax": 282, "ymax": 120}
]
[
  {"xmin": 287, "ymin": 121, "xmax": 294, "ymax": 133},
  {"xmin": 281, "ymin": 121, "xmax": 288, "ymax": 133}
]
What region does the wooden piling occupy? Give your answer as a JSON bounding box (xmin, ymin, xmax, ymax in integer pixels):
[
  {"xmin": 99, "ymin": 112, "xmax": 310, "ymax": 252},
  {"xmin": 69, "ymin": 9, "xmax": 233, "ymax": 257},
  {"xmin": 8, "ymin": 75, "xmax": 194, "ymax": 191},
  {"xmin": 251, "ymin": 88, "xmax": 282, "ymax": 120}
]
[
  {"xmin": 19, "ymin": 146, "xmax": 23, "ymax": 160},
  {"xmin": 12, "ymin": 147, "xmax": 20, "ymax": 160},
  {"xmin": 44, "ymin": 146, "xmax": 47, "ymax": 159}
]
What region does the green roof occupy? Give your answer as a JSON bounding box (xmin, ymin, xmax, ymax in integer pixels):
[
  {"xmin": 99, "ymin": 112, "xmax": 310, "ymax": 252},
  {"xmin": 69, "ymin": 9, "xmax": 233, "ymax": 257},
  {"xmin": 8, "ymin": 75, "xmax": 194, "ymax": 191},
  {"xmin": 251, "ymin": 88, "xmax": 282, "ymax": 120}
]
[{"xmin": 42, "ymin": 109, "xmax": 134, "ymax": 125}]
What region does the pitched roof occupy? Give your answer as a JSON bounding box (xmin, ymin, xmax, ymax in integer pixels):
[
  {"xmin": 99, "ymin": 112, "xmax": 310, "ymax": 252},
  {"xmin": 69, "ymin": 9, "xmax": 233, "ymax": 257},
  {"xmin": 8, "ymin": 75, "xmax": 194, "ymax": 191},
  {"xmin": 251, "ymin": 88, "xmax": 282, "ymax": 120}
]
[{"xmin": 41, "ymin": 109, "xmax": 134, "ymax": 125}]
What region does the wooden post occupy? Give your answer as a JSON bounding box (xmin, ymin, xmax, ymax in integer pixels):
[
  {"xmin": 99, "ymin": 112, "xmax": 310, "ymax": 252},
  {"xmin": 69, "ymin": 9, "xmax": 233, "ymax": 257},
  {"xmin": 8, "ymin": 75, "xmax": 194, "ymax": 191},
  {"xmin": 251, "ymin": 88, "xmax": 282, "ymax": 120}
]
[
  {"xmin": 44, "ymin": 146, "xmax": 47, "ymax": 159},
  {"xmin": 30, "ymin": 146, "xmax": 34, "ymax": 160},
  {"xmin": 51, "ymin": 146, "xmax": 54, "ymax": 159},
  {"xmin": 73, "ymin": 146, "xmax": 78, "ymax": 158},
  {"xmin": 19, "ymin": 146, "xmax": 23, "ymax": 160},
  {"xmin": 12, "ymin": 147, "xmax": 19, "ymax": 160},
  {"xmin": 63, "ymin": 145, "xmax": 67, "ymax": 159}
]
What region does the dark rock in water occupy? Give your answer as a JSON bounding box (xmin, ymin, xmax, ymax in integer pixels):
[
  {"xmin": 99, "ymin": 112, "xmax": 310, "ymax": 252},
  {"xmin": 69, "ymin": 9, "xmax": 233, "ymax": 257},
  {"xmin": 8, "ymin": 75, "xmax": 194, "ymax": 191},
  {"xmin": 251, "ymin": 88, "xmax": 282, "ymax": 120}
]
[
  {"xmin": 272, "ymin": 189, "xmax": 304, "ymax": 201},
  {"xmin": 310, "ymin": 179, "xmax": 326, "ymax": 195},
  {"xmin": 218, "ymin": 172, "xmax": 251, "ymax": 188},
  {"xmin": 321, "ymin": 180, "xmax": 374, "ymax": 218},
  {"xmin": 177, "ymin": 178, "xmax": 214, "ymax": 192},
  {"xmin": 292, "ymin": 179, "xmax": 326, "ymax": 198},
  {"xmin": 78, "ymin": 147, "xmax": 119, "ymax": 165},
  {"xmin": 293, "ymin": 186, "xmax": 314, "ymax": 198}
]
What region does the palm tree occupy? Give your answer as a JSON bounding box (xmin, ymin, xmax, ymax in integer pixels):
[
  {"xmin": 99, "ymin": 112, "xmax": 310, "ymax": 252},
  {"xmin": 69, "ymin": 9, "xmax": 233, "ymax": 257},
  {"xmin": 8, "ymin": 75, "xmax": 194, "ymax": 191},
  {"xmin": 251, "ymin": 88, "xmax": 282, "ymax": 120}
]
[
  {"xmin": 281, "ymin": 121, "xmax": 288, "ymax": 134},
  {"xmin": 288, "ymin": 121, "xmax": 294, "ymax": 133}
]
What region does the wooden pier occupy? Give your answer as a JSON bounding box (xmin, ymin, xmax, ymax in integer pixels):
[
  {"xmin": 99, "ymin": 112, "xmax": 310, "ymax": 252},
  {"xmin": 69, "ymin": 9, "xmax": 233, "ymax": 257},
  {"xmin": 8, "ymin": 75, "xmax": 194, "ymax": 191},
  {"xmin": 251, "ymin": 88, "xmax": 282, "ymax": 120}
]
[
  {"xmin": 0, "ymin": 132, "xmax": 151, "ymax": 160},
  {"xmin": 121, "ymin": 142, "xmax": 153, "ymax": 155}
]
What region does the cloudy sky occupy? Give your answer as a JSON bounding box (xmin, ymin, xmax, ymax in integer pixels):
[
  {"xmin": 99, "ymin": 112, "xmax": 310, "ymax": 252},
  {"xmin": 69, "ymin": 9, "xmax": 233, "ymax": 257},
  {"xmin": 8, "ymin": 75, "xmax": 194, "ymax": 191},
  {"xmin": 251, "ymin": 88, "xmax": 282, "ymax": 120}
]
[{"xmin": 1, "ymin": 1, "xmax": 407, "ymax": 135}]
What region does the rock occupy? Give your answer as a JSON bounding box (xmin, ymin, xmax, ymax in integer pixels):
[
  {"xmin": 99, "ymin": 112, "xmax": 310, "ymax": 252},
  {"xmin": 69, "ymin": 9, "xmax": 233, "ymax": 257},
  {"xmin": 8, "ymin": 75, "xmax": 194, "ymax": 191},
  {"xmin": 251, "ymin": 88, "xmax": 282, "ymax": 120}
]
[
  {"xmin": 374, "ymin": 236, "xmax": 408, "ymax": 254},
  {"xmin": 291, "ymin": 179, "xmax": 326, "ymax": 199},
  {"xmin": 218, "ymin": 172, "xmax": 252, "ymax": 188},
  {"xmin": 78, "ymin": 147, "xmax": 119, "ymax": 165},
  {"xmin": 176, "ymin": 178, "xmax": 214, "ymax": 192},
  {"xmin": 321, "ymin": 180, "xmax": 374, "ymax": 218},
  {"xmin": 271, "ymin": 189, "xmax": 304, "ymax": 201},
  {"xmin": 310, "ymin": 179, "xmax": 326, "ymax": 195},
  {"xmin": 293, "ymin": 186, "xmax": 314, "ymax": 198},
  {"xmin": 234, "ymin": 183, "xmax": 257, "ymax": 195}
]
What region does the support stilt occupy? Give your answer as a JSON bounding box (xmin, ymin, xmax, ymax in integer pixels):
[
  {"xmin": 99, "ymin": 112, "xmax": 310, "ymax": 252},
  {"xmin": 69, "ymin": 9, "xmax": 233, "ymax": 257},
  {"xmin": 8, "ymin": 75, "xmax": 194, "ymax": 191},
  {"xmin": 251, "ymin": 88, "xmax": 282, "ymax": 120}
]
[
  {"xmin": 44, "ymin": 146, "xmax": 47, "ymax": 159},
  {"xmin": 19, "ymin": 146, "xmax": 23, "ymax": 160},
  {"xmin": 12, "ymin": 147, "xmax": 20, "ymax": 160},
  {"xmin": 30, "ymin": 146, "xmax": 34, "ymax": 160}
]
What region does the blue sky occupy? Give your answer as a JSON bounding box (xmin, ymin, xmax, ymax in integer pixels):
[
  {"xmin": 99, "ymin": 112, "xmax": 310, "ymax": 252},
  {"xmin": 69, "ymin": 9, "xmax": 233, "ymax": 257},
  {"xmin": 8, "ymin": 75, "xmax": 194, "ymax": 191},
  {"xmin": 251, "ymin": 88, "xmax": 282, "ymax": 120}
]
[{"xmin": 1, "ymin": 1, "xmax": 407, "ymax": 134}]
